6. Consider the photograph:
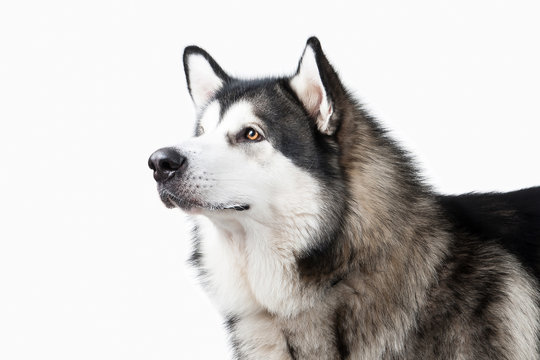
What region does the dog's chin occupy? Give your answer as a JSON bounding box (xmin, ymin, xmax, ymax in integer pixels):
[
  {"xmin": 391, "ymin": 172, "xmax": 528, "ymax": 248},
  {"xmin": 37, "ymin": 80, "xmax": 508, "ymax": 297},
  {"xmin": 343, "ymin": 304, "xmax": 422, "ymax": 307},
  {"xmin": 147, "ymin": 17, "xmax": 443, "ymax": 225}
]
[{"xmin": 159, "ymin": 190, "xmax": 249, "ymax": 214}]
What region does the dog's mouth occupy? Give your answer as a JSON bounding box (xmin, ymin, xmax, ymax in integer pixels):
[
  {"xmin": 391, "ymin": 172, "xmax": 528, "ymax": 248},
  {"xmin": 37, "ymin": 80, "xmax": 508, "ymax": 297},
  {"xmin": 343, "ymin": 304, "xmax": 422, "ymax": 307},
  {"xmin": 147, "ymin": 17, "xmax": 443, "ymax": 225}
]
[
  {"xmin": 222, "ymin": 204, "xmax": 250, "ymax": 211},
  {"xmin": 159, "ymin": 189, "xmax": 249, "ymax": 212}
]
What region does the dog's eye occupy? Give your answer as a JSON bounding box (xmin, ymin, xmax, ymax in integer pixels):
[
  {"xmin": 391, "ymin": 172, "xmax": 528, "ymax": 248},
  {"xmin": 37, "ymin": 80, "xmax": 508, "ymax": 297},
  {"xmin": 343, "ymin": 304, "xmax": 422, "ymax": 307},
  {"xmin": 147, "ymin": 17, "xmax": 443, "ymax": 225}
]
[{"xmin": 244, "ymin": 128, "xmax": 263, "ymax": 142}]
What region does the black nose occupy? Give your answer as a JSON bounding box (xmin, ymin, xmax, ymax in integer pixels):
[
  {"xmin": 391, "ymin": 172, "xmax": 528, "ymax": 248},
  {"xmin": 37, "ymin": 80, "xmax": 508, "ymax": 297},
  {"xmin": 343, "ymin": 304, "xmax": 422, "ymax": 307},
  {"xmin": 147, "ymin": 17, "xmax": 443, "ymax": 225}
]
[{"xmin": 148, "ymin": 147, "xmax": 187, "ymax": 182}]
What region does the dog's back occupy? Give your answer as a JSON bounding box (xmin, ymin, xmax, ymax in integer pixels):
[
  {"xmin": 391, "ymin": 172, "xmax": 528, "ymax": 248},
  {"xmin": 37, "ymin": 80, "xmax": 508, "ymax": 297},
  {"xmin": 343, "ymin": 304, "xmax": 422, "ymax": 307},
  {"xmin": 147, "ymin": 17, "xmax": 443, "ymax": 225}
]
[{"xmin": 439, "ymin": 186, "xmax": 540, "ymax": 280}]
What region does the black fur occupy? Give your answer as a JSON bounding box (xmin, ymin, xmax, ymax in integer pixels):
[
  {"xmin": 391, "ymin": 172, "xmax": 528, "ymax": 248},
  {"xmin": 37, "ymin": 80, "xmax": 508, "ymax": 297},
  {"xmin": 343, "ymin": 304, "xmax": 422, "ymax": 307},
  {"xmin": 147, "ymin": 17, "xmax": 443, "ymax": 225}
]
[
  {"xmin": 224, "ymin": 316, "xmax": 242, "ymax": 359},
  {"xmin": 438, "ymin": 187, "xmax": 540, "ymax": 280},
  {"xmin": 333, "ymin": 305, "xmax": 351, "ymax": 359},
  {"xmin": 285, "ymin": 334, "xmax": 298, "ymax": 360}
]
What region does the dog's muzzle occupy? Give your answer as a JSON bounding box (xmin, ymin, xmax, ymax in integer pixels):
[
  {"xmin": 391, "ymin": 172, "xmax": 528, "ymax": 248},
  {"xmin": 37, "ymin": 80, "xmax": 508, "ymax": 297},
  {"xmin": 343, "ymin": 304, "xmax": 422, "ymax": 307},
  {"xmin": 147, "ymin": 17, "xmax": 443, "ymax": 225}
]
[
  {"xmin": 148, "ymin": 147, "xmax": 187, "ymax": 182},
  {"xmin": 148, "ymin": 147, "xmax": 250, "ymax": 212}
]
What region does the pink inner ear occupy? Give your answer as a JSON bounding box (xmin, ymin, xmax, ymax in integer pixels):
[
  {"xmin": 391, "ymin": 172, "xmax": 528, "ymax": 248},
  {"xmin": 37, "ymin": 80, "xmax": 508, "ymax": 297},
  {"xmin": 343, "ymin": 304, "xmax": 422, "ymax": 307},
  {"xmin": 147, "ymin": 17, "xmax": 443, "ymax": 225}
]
[
  {"xmin": 306, "ymin": 83, "xmax": 324, "ymax": 117},
  {"xmin": 202, "ymin": 86, "xmax": 215, "ymax": 103},
  {"xmin": 322, "ymin": 102, "xmax": 332, "ymax": 119}
]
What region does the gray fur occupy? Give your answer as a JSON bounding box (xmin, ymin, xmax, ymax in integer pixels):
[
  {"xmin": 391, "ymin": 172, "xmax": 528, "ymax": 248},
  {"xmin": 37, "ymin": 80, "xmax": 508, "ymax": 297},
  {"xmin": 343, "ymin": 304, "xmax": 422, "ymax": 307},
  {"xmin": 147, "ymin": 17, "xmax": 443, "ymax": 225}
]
[{"xmin": 151, "ymin": 37, "xmax": 540, "ymax": 359}]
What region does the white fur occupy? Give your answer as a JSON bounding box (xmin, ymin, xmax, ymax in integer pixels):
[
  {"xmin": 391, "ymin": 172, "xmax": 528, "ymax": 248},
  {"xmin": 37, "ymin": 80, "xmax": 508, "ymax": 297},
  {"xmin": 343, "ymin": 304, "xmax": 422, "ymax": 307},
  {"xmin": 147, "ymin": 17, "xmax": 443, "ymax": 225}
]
[
  {"xmin": 177, "ymin": 100, "xmax": 326, "ymax": 317},
  {"xmin": 232, "ymin": 312, "xmax": 291, "ymax": 359},
  {"xmin": 499, "ymin": 264, "xmax": 540, "ymax": 360},
  {"xmin": 290, "ymin": 46, "xmax": 334, "ymax": 135},
  {"xmin": 198, "ymin": 101, "xmax": 220, "ymax": 134},
  {"xmin": 186, "ymin": 54, "xmax": 224, "ymax": 110}
]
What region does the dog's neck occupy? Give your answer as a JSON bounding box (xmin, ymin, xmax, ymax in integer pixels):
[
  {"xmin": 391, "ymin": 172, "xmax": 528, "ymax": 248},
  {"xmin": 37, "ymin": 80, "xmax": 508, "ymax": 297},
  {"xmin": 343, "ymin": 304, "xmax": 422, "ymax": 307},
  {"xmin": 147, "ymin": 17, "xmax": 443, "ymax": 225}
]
[{"xmin": 194, "ymin": 204, "xmax": 329, "ymax": 318}]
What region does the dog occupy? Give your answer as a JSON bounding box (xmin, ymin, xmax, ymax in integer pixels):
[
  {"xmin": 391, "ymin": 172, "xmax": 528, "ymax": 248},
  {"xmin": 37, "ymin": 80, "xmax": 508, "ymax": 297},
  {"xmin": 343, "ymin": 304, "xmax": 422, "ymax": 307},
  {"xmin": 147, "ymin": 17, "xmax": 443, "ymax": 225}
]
[{"xmin": 148, "ymin": 37, "xmax": 540, "ymax": 359}]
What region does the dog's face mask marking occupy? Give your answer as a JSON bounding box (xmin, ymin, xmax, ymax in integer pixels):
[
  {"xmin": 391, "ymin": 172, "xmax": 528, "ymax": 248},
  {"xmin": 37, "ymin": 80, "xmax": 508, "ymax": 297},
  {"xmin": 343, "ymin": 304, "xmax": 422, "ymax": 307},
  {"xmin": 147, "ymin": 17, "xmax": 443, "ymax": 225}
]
[
  {"xmin": 167, "ymin": 99, "xmax": 323, "ymax": 222},
  {"xmin": 149, "ymin": 40, "xmax": 346, "ymax": 231},
  {"xmin": 150, "ymin": 95, "xmax": 326, "ymax": 228}
]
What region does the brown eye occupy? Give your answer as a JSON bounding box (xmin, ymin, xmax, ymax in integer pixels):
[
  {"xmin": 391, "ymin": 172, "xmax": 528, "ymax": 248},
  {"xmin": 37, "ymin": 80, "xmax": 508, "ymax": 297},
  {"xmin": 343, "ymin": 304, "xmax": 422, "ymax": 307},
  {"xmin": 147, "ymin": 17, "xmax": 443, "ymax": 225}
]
[{"xmin": 245, "ymin": 128, "xmax": 262, "ymax": 141}]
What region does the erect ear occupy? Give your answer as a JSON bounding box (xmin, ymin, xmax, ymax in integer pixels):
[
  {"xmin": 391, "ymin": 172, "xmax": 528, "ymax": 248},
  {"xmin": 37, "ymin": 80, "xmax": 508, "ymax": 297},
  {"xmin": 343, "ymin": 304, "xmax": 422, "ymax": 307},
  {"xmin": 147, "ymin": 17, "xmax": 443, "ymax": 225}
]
[
  {"xmin": 290, "ymin": 37, "xmax": 346, "ymax": 135},
  {"xmin": 183, "ymin": 46, "xmax": 230, "ymax": 111}
]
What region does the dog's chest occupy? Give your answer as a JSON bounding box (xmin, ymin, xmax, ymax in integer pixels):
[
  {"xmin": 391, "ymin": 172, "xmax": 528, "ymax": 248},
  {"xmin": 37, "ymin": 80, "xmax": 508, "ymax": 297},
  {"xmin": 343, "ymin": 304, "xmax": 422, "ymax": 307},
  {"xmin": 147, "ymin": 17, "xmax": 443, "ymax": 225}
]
[
  {"xmin": 196, "ymin": 219, "xmax": 262, "ymax": 315},
  {"xmin": 194, "ymin": 216, "xmax": 312, "ymax": 318}
]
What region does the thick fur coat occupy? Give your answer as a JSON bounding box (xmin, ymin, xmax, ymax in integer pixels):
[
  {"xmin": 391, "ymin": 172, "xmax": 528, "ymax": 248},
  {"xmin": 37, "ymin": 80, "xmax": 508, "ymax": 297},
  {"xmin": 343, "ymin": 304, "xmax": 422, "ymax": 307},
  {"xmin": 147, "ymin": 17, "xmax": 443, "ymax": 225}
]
[{"xmin": 149, "ymin": 37, "xmax": 540, "ymax": 359}]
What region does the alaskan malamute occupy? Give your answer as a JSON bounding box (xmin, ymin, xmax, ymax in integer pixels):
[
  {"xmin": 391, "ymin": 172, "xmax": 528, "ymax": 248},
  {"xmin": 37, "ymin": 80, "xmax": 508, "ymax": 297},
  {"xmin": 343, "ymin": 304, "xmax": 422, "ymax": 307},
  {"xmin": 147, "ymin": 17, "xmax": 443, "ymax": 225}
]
[{"xmin": 149, "ymin": 37, "xmax": 540, "ymax": 359}]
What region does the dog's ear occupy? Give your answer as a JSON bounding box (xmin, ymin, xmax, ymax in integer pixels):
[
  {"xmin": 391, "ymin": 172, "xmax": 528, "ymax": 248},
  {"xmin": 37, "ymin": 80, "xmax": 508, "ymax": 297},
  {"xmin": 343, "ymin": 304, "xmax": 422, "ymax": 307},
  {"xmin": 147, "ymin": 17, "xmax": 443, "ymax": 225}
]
[
  {"xmin": 183, "ymin": 46, "xmax": 230, "ymax": 111},
  {"xmin": 290, "ymin": 37, "xmax": 346, "ymax": 135}
]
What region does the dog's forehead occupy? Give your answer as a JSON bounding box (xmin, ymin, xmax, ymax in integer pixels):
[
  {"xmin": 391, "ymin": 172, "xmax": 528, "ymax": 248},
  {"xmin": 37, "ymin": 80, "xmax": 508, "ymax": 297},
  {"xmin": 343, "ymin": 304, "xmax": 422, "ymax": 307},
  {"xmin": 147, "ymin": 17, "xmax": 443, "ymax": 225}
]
[
  {"xmin": 221, "ymin": 101, "xmax": 259, "ymax": 127},
  {"xmin": 198, "ymin": 100, "xmax": 260, "ymax": 132},
  {"xmin": 196, "ymin": 78, "xmax": 299, "ymax": 132},
  {"xmin": 198, "ymin": 101, "xmax": 221, "ymax": 131}
]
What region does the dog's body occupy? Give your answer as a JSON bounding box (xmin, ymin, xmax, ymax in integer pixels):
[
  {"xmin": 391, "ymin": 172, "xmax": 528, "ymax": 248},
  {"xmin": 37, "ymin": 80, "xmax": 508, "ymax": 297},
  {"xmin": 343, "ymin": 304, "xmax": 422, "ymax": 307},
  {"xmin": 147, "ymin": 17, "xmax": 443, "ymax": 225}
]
[{"xmin": 149, "ymin": 38, "xmax": 540, "ymax": 359}]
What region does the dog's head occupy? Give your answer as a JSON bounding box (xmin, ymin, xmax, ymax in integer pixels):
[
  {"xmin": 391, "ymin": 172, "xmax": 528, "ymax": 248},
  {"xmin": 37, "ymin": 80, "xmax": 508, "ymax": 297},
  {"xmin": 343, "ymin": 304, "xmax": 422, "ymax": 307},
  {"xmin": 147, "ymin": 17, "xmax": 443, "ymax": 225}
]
[{"xmin": 149, "ymin": 38, "xmax": 349, "ymax": 225}]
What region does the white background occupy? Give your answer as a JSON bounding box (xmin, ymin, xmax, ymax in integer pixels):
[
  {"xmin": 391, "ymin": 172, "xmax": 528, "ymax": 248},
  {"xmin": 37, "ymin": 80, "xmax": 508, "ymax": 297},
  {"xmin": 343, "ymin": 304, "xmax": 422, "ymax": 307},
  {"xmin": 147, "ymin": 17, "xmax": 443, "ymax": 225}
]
[{"xmin": 1, "ymin": 1, "xmax": 539, "ymax": 359}]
